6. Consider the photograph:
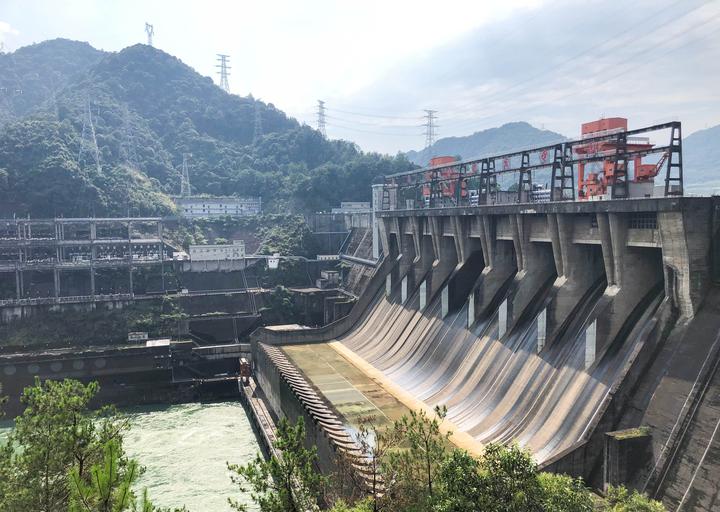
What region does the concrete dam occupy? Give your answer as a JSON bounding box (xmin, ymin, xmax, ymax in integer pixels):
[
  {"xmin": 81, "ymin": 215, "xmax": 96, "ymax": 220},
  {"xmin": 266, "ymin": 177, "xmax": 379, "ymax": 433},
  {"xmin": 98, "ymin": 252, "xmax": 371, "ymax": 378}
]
[{"xmin": 252, "ymin": 121, "xmax": 720, "ymax": 510}]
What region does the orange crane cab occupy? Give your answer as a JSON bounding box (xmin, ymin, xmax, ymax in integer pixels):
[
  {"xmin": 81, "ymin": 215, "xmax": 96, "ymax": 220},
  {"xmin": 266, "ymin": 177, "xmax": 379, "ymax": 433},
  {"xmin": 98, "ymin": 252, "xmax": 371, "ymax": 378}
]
[
  {"xmin": 576, "ymin": 118, "xmax": 663, "ymax": 200},
  {"xmin": 429, "ymin": 156, "xmax": 457, "ymax": 167},
  {"xmin": 422, "ymin": 156, "xmax": 467, "ymax": 205}
]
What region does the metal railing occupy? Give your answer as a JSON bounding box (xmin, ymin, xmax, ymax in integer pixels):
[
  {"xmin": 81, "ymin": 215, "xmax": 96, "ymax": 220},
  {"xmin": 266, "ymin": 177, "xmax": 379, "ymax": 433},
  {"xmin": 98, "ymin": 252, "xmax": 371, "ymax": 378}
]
[{"xmin": 380, "ymin": 121, "xmax": 682, "ymax": 210}]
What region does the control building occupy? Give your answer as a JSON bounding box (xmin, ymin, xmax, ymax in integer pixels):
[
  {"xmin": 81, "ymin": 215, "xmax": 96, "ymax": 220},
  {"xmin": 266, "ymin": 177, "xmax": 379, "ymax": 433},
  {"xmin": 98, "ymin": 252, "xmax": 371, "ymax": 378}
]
[
  {"xmin": 174, "ymin": 196, "xmax": 262, "ymax": 218},
  {"xmin": 331, "ymin": 202, "xmax": 371, "ymax": 214},
  {"xmin": 188, "ymin": 240, "xmax": 246, "ymax": 261}
]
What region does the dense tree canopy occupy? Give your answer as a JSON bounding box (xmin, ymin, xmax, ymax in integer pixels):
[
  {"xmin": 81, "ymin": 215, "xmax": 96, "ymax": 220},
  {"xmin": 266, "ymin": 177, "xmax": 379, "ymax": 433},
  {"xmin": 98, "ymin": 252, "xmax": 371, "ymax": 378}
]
[
  {"xmin": 0, "ymin": 40, "xmax": 415, "ymax": 217},
  {"xmin": 229, "ymin": 411, "xmax": 668, "ymax": 512}
]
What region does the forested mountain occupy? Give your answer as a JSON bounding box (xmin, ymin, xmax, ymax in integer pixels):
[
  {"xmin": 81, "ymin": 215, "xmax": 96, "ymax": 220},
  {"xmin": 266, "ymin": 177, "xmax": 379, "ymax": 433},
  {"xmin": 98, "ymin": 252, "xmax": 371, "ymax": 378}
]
[
  {"xmin": 0, "ymin": 39, "xmax": 104, "ymax": 121},
  {"xmin": 683, "ymin": 124, "xmax": 720, "ymax": 189},
  {"xmin": 405, "ymin": 122, "xmax": 568, "ymax": 166},
  {"xmin": 0, "ymin": 39, "xmax": 414, "ymax": 217}
]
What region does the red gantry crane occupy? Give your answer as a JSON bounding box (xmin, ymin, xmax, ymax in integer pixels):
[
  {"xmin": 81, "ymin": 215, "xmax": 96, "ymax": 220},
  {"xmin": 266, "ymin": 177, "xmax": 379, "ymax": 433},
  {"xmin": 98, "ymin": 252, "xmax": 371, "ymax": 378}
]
[{"xmin": 576, "ymin": 118, "xmax": 669, "ymax": 200}]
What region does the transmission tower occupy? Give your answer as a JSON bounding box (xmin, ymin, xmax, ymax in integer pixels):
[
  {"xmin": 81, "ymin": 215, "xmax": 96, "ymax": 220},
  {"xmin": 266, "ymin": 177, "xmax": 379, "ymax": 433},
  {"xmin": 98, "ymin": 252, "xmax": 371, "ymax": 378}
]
[
  {"xmin": 216, "ymin": 54, "xmax": 231, "ymax": 92},
  {"xmin": 77, "ymin": 102, "xmax": 102, "ymax": 174},
  {"xmin": 180, "ymin": 153, "xmax": 191, "ymax": 196},
  {"xmin": 317, "ymin": 100, "xmax": 327, "ymax": 138},
  {"xmin": 253, "ymin": 101, "xmax": 264, "ymax": 144},
  {"xmin": 145, "ymin": 23, "xmax": 154, "ymax": 46},
  {"xmin": 423, "ymin": 109, "xmax": 438, "ymax": 150}
]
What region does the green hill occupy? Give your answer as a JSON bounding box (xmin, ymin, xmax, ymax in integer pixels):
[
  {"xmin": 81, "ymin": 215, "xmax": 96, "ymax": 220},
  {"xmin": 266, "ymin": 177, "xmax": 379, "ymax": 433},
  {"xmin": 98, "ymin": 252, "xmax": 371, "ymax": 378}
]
[
  {"xmin": 0, "ymin": 39, "xmax": 414, "ymax": 217},
  {"xmin": 683, "ymin": 124, "xmax": 720, "ymax": 191},
  {"xmin": 405, "ymin": 122, "xmax": 568, "ymax": 166},
  {"xmin": 0, "ymin": 38, "xmax": 104, "ymax": 121}
]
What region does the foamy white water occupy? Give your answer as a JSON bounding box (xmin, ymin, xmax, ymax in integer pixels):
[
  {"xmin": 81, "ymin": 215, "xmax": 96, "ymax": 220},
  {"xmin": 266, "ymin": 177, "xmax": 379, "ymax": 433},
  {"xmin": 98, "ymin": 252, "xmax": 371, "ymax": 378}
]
[
  {"xmin": 3, "ymin": 401, "xmax": 262, "ymax": 511},
  {"xmin": 123, "ymin": 402, "xmax": 261, "ymax": 512}
]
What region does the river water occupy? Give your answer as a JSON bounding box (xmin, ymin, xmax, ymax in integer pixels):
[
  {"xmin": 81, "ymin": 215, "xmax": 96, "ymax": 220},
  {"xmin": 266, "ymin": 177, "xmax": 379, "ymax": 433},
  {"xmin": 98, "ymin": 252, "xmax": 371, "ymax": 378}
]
[{"xmin": 1, "ymin": 401, "xmax": 261, "ymax": 512}]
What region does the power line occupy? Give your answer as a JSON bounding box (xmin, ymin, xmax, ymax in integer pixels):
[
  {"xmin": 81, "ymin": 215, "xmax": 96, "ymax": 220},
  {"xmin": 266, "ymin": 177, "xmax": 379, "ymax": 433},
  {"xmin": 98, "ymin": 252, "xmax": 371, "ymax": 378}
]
[
  {"xmin": 253, "ymin": 101, "xmax": 264, "ymax": 144},
  {"xmin": 307, "ymin": 0, "xmax": 715, "ymax": 146},
  {"xmin": 317, "ymin": 100, "xmax": 327, "ymax": 137},
  {"xmin": 180, "ymin": 153, "xmax": 191, "ymax": 197},
  {"xmin": 483, "ymin": 14, "xmax": 720, "ymax": 128},
  {"xmin": 77, "ymin": 102, "xmax": 101, "ymax": 175},
  {"xmin": 324, "ymin": 121, "xmax": 420, "ymax": 137},
  {"xmin": 441, "ymin": 0, "xmax": 707, "ymax": 125},
  {"xmin": 121, "ymin": 105, "xmax": 138, "ymax": 168},
  {"xmin": 440, "ymin": 12, "xmax": 720, "ymax": 138},
  {"xmin": 326, "ymin": 107, "xmax": 420, "ymax": 121},
  {"xmin": 324, "ymin": 113, "xmax": 419, "ymax": 129},
  {"xmin": 303, "ymin": 1, "xmax": 700, "ymax": 135},
  {"xmin": 216, "ymin": 54, "xmax": 231, "ymax": 93},
  {"xmin": 145, "ymin": 23, "xmax": 154, "ymax": 47}
]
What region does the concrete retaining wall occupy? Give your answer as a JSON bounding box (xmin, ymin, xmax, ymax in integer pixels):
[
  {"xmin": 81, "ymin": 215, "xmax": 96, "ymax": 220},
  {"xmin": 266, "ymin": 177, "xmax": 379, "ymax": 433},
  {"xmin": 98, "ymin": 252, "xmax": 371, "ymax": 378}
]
[{"xmin": 255, "ymin": 344, "xmax": 362, "ymax": 476}]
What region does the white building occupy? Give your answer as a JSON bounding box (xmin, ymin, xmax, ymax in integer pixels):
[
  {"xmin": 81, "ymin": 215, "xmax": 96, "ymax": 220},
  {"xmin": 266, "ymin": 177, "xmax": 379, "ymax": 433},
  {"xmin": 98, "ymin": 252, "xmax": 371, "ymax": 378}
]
[
  {"xmin": 174, "ymin": 196, "xmax": 262, "ymax": 218},
  {"xmin": 331, "ymin": 201, "xmax": 371, "ymax": 214},
  {"xmin": 189, "ymin": 240, "xmax": 245, "ymax": 261}
]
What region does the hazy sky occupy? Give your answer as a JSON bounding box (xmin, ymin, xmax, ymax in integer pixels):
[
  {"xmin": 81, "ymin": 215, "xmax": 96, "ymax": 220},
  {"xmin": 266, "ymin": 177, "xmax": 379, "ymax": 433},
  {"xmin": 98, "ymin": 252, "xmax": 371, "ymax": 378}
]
[{"xmin": 1, "ymin": 0, "xmax": 719, "ymax": 153}]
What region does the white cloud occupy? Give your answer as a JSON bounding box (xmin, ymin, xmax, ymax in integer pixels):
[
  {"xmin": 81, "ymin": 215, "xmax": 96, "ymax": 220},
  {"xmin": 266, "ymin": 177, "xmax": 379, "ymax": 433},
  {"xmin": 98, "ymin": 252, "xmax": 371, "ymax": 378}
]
[
  {"xmin": 316, "ymin": 0, "xmax": 720, "ymax": 152},
  {"xmin": 2, "ymin": 0, "xmax": 717, "ymax": 154},
  {"xmin": 0, "ymin": 20, "xmax": 19, "ymax": 49}
]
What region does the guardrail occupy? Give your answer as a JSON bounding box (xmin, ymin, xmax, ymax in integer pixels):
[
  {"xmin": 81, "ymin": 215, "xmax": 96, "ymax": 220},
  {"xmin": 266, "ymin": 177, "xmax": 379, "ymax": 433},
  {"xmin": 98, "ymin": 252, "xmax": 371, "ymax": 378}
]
[
  {"xmin": 0, "ymin": 293, "xmax": 134, "ymax": 307},
  {"xmin": 381, "ymin": 121, "xmax": 682, "ymax": 210}
]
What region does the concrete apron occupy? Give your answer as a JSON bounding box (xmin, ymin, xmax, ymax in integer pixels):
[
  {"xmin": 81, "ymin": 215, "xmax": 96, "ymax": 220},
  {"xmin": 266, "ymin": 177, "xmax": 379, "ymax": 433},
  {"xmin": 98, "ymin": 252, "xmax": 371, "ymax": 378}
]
[{"xmin": 328, "ymin": 340, "xmax": 484, "ymax": 456}]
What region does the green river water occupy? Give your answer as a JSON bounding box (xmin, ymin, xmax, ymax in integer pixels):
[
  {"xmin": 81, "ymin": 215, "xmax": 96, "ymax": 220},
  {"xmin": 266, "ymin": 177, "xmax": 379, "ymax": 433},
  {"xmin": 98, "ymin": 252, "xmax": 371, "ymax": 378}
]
[{"xmin": 1, "ymin": 401, "xmax": 261, "ymax": 512}]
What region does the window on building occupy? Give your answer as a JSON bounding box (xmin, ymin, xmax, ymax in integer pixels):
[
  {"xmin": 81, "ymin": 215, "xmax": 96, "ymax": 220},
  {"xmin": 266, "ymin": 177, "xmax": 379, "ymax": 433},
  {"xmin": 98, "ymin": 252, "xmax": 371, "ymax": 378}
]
[{"xmin": 630, "ymin": 212, "xmax": 657, "ymax": 230}]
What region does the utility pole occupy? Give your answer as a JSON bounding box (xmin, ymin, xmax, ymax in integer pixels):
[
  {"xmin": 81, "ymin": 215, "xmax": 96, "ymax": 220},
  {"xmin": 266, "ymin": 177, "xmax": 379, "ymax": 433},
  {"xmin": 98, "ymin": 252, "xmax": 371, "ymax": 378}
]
[
  {"xmin": 253, "ymin": 101, "xmax": 263, "ymax": 144},
  {"xmin": 180, "ymin": 153, "xmax": 191, "ymax": 197},
  {"xmin": 216, "ymin": 54, "xmax": 231, "ymax": 92},
  {"xmin": 317, "ymin": 100, "xmax": 327, "ymax": 138},
  {"xmin": 423, "ymin": 109, "xmax": 438, "ymax": 150},
  {"xmin": 145, "ymin": 23, "xmax": 154, "ymax": 46}
]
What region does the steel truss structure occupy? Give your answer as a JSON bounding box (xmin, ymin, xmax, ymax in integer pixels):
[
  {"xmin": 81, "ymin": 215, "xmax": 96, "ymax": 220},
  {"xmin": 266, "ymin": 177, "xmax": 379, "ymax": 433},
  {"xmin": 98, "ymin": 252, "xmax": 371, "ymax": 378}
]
[{"xmin": 384, "ymin": 121, "xmax": 682, "ymax": 209}]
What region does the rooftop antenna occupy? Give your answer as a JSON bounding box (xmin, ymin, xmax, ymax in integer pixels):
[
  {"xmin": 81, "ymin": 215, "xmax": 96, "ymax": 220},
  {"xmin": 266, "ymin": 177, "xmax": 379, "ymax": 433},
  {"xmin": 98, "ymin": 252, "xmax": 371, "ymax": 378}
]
[
  {"xmin": 145, "ymin": 23, "xmax": 154, "ymax": 46},
  {"xmin": 253, "ymin": 101, "xmax": 263, "ymax": 144},
  {"xmin": 216, "ymin": 54, "xmax": 231, "ymax": 92},
  {"xmin": 180, "ymin": 153, "xmax": 191, "ymax": 196},
  {"xmin": 317, "ymin": 100, "xmax": 327, "ymax": 138}
]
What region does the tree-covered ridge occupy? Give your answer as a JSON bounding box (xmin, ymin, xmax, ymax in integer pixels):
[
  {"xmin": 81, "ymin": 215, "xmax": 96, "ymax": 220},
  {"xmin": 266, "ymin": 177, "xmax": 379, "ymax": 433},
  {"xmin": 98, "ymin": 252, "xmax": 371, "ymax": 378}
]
[
  {"xmin": 405, "ymin": 121, "xmax": 568, "ymax": 166},
  {"xmin": 0, "ymin": 39, "xmax": 415, "ymax": 217},
  {"xmin": 0, "ymin": 39, "xmax": 104, "ymax": 121}
]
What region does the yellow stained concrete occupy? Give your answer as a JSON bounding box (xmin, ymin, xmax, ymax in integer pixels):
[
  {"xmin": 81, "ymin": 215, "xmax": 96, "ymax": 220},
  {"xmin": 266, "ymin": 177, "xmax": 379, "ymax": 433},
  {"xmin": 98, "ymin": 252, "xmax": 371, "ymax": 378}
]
[
  {"xmin": 280, "ymin": 341, "xmax": 483, "ymax": 456},
  {"xmin": 281, "ymin": 342, "xmax": 409, "ymax": 431},
  {"xmin": 328, "ymin": 341, "xmax": 484, "ymax": 456}
]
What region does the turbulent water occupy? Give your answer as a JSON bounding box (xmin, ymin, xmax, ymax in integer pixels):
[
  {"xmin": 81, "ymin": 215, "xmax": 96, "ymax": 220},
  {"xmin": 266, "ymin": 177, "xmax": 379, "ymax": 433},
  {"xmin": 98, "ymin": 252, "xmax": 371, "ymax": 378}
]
[
  {"xmin": 124, "ymin": 402, "xmax": 261, "ymax": 512},
  {"xmin": 1, "ymin": 402, "xmax": 261, "ymax": 512}
]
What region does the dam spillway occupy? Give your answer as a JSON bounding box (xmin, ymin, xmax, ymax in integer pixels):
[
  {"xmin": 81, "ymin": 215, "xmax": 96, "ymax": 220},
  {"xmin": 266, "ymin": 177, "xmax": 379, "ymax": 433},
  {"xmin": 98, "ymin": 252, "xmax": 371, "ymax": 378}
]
[
  {"xmin": 253, "ymin": 194, "xmax": 720, "ymax": 506},
  {"xmin": 251, "ymin": 124, "xmax": 720, "ymax": 508}
]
